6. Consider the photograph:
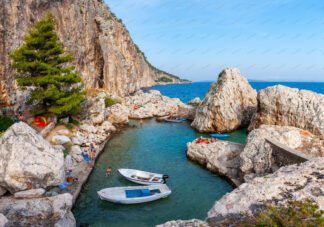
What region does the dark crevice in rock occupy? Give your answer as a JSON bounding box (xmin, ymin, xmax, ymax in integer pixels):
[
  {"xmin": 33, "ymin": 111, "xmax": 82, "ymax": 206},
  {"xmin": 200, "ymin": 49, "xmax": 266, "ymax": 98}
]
[{"xmin": 93, "ymin": 19, "xmax": 105, "ymax": 89}]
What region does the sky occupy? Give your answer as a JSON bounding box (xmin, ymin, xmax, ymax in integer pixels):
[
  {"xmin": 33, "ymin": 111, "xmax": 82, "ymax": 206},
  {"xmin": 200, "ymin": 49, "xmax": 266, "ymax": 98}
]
[{"xmin": 104, "ymin": 0, "xmax": 324, "ymax": 82}]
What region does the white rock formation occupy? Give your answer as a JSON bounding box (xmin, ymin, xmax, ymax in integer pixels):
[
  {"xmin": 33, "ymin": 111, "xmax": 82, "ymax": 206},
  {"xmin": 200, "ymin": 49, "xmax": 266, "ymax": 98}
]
[
  {"xmin": 0, "ymin": 193, "xmax": 75, "ymax": 227},
  {"xmin": 52, "ymin": 135, "xmax": 71, "ymax": 145},
  {"xmin": 0, "ymin": 122, "xmax": 64, "ymax": 193},
  {"xmin": 188, "ymin": 97, "xmax": 201, "ymax": 106},
  {"xmin": 187, "ymin": 140, "xmax": 244, "ymax": 186},
  {"xmin": 240, "ymin": 125, "xmax": 324, "ymax": 177},
  {"xmin": 14, "ymin": 188, "xmax": 45, "ymax": 199},
  {"xmin": 156, "ymin": 219, "xmax": 208, "ymax": 227},
  {"xmin": 70, "ymin": 145, "xmax": 83, "ymax": 163},
  {"xmin": 249, "ymin": 85, "xmax": 324, "ymax": 139},
  {"xmin": 191, "ymin": 68, "xmax": 257, "ymax": 133},
  {"xmin": 0, "ymin": 214, "xmax": 8, "ymax": 227},
  {"xmin": 106, "ymin": 103, "xmax": 129, "ymax": 125},
  {"xmin": 125, "ymin": 90, "xmax": 196, "ymax": 120},
  {"xmin": 206, "ymin": 157, "xmax": 324, "ymax": 224}
]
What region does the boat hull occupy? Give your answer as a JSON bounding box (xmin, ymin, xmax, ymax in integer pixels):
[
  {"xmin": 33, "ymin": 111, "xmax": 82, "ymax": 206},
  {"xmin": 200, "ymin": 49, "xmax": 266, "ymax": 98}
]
[
  {"xmin": 97, "ymin": 184, "xmax": 171, "ymax": 204},
  {"xmin": 118, "ymin": 168, "xmax": 166, "ymax": 185}
]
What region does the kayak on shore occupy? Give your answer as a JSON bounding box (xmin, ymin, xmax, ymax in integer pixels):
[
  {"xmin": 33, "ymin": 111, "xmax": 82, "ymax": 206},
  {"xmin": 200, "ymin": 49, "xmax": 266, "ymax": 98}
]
[{"xmin": 210, "ymin": 134, "xmax": 230, "ymax": 138}]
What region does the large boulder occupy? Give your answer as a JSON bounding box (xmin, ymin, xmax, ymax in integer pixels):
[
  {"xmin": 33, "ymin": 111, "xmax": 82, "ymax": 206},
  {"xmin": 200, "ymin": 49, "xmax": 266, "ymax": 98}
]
[
  {"xmin": 188, "ymin": 97, "xmax": 201, "ymax": 106},
  {"xmin": 187, "ymin": 140, "xmax": 244, "ymax": 186},
  {"xmin": 206, "ymin": 157, "xmax": 324, "ymax": 224},
  {"xmin": 106, "ymin": 103, "xmax": 129, "ymax": 125},
  {"xmin": 191, "ymin": 68, "xmax": 257, "ymax": 133},
  {"xmin": 0, "ymin": 193, "xmax": 75, "ymax": 227},
  {"xmin": 249, "ymin": 85, "xmax": 324, "ymax": 139},
  {"xmin": 0, "ymin": 122, "xmax": 64, "ymax": 193},
  {"xmin": 240, "ymin": 125, "xmax": 324, "ymax": 178}
]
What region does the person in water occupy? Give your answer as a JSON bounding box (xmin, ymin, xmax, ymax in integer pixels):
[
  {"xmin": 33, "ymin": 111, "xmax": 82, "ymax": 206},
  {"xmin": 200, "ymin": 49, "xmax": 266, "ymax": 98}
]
[{"xmin": 106, "ymin": 167, "xmax": 112, "ymax": 177}]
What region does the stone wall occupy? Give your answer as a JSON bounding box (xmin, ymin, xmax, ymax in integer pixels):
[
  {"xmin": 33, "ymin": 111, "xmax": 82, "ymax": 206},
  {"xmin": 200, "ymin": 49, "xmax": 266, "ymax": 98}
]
[{"xmin": 265, "ymin": 137, "xmax": 311, "ymax": 171}]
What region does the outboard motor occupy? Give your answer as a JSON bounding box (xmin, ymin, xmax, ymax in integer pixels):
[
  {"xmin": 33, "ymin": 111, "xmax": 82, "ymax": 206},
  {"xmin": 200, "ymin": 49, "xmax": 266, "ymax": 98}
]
[{"xmin": 162, "ymin": 175, "xmax": 169, "ymax": 184}]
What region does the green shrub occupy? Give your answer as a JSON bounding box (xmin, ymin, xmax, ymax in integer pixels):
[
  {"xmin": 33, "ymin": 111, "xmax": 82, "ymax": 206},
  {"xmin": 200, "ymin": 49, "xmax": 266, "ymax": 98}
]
[
  {"xmin": 105, "ymin": 97, "xmax": 117, "ymax": 108},
  {"xmin": 69, "ymin": 117, "xmax": 80, "ymax": 126},
  {"xmin": 0, "ymin": 116, "xmax": 14, "ymax": 132},
  {"xmin": 155, "ymin": 77, "xmax": 173, "ymax": 83},
  {"xmin": 0, "ymin": 131, "xmax": 4, "ymax": 138},
  {"xmin": 245, "ymin": 200, "xmax": 324, "ymax": 227}
]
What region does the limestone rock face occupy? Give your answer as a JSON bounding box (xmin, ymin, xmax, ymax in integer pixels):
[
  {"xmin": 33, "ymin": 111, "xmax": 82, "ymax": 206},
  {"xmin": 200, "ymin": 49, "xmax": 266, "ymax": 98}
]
[
  {"xmin": 240, "ymin": 125, "xmax": 324, "ymax": 177},
  {"xmin": 0, "ymin": 0, "xmax": 186, "ymax": 107},
  {"xmin": 125, "ymin": 90, "xmax": 196, "ymax": 120},
  {"xmin": 191, "ymin": 68, "xmax": 257, "ymax": 133},
  {"xmin": 0, "ymin": 122, "xmax": 64, "ymax": 193},
  {"xmin": 14, "ymin": 188, "xmax": 45, "ymax": 199},
  {"xmin": 156, "ymin": 219, "xmax": 208, "ymax": 227},
  {"xmin": 249, "ymin": 85, "xmax": 324, "ymax": 138},
  {"xmin": 187, "ymin": 140, "xmax": 244, "ymax": 186},
  {"xmin": 0, "ymin": 193, "xmax": 75, "ymax": 227},
  {"xmin": 206, "ymin": 158, "xmax": 324, "ymax": 224},
  {"xmin": 52, "ymin": 135, "xmax": 71, "ymax": 145},
  {"xmin": 106, "ymin": 103, "xmax": 130, "ymax": 125}
]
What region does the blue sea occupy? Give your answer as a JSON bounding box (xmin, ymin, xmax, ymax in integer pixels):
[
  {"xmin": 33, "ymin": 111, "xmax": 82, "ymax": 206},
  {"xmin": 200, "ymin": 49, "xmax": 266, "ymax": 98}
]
[
  {"xmin": 74, "ymin": 81, "xmax": 323, "ymax": 227},
  {"xmin": 145, "ymin": 81, "xmax": 324, "ymax": 104}
]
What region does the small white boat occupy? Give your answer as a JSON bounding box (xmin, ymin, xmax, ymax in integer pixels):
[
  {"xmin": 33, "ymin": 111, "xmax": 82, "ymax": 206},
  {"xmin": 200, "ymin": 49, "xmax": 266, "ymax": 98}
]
[
  {"xmin": 97, "ymin": 184, "xmax": 171, "ymax": 204},
  {"xmin": 118, "ymin": 168, "xmax": 169, "ymax": 185}
]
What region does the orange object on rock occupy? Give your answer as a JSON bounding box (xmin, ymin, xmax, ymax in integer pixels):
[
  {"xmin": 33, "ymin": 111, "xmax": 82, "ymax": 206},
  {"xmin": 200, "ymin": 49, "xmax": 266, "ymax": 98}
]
[
  {"xmin": 67, "ymin": 176, "xmax": 73, "ymax": 183},
  {"xmin": 299, "ymin": 130, "xmax": 311, "ymax": 137},
  {"xmin": 32, "ymin": 116, "xmax": 47, "ymax": 127}
]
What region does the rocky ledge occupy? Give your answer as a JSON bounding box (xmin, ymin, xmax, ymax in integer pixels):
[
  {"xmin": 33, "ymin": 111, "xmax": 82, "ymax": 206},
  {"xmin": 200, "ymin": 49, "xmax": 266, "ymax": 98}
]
[
  {"xmin": 206, "ymin": 157, "xmax": 324, "ymax": 225},
  {"xmin": 240, "ymin": 125, "xmax": 324, "ymax": 180},
  {"xmin": 191, "ymin": 68, "xmax": 257, "ymax": 133},
  {"xmin": 249, "ymin": 85, "xmax": 324, "ymax": 139},
  {"xmin": 125, "ymin": 90, "xmax": 196, "ymax": 120},
  {"xmin": 156, "ymin": 219, "xmax": 209, "ymax": 227},
  {"xmin": 186, "ymin": 139, "xmax": 244, "ymax": 187}
]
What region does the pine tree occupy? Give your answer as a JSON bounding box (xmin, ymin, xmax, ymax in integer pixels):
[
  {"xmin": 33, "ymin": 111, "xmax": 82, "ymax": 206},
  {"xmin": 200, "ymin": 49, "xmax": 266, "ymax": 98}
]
[{"xmin": 10, "ymin": 13, "xmax": 86, "ymax": 116}]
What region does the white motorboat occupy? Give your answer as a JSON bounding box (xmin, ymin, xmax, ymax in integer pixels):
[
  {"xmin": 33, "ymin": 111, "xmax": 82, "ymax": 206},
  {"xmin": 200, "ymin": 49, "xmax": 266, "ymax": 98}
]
[
  {"xmin": 97, "ymin": 184, "xmax": 171, "ymax": 204},
  {"xmin": 118, "ymin": 168, "xmax": 169, "ymax": 185}
]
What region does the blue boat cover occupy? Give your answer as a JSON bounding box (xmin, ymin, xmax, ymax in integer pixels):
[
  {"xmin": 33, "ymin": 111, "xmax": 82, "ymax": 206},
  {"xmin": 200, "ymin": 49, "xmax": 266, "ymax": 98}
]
[
  {"xmin": 141, "ymin": 189, "xmax": 151, "ymax": 196},
  {"xmin": 125, "ymin": 189, "xmax": 152, "ymax": 198}
]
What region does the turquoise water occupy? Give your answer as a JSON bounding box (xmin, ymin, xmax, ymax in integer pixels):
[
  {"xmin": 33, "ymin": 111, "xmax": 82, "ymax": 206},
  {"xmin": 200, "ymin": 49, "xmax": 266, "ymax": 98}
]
[{"xmin": 73, "ymin": 119, "xmax": 247, "ymax": 226}]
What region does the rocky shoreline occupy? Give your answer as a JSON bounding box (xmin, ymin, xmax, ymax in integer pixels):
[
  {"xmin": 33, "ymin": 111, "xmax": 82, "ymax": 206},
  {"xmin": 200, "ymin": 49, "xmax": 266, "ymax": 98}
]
[
  {"xmin": 157, "ymin": 68, "xmax": 324, "ymax": 226},
  {"xmin": 0, "ymin": 68, "xmax": 323, "ymax": 226},
  {"xmin": 0, "ymin": 88, "xmax": 195, "ymax": 226}
]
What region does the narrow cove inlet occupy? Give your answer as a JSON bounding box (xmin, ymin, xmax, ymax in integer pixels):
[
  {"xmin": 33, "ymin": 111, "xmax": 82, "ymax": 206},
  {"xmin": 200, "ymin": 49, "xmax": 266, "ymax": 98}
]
[{"xmin": 73, "ymin": 119, "xmax": 247, "ymax": 227}]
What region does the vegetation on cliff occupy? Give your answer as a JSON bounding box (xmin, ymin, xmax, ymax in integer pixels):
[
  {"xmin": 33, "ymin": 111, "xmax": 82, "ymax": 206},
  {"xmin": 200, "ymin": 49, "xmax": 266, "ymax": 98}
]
[
  {"xmin": 155, "ymin": 77, "xmax": 173, "ymax": 83},
  {"xmin": 245, "ymin": 200, "xmax": 324, "ymax": 227},
  {"xmin": 0, "ymin": 116, "xmax": 14, "ymax": 136},
  {"xmin": 104, "ymin": 97, "xmax": 118, "ymax": 108},
  {"xmin": 10, "ymin": 13, "xmax": 85, "ymax": 116}
]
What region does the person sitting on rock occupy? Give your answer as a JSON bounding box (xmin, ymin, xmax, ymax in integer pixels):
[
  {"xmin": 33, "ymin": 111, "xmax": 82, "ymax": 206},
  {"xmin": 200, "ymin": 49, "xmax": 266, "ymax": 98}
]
[
  {"xmin": 211, "ymin": 137, "xmax": 216, "ymax": 143},
  {"xmin": 13, "ymin": 114, "xmax": 19, "ymax": 123}
]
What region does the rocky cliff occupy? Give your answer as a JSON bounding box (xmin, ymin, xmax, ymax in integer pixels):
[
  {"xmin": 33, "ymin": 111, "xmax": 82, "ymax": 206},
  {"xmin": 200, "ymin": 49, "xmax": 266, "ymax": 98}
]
[
  {"xmin": 249, "ymin": 85, "xmax": 324, "ymax": 138},
  {"xmin": 0, "ymin": 0, "xmax": 187, "ymax": 107},
  {"xmin": 191, "ymin": 68, "xmax": 257, "ymax": 133}
]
